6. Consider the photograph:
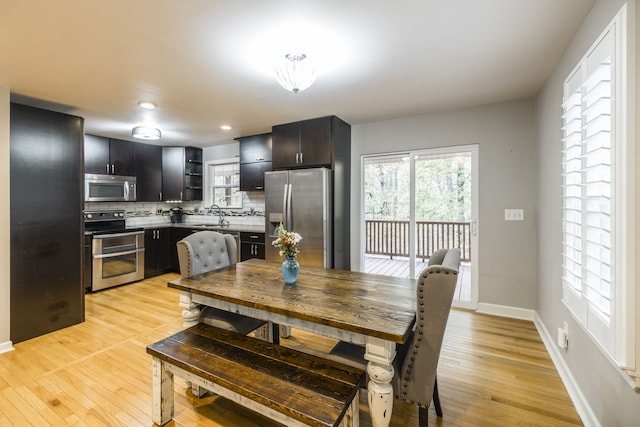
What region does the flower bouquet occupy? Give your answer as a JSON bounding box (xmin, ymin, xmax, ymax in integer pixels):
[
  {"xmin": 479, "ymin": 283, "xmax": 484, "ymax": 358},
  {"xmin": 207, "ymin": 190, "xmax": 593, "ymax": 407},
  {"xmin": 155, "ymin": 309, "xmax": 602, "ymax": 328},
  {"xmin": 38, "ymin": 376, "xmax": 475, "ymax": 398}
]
[{"xmin": 272, "ymin": 224, "xmax": 302, "ymax": 284}]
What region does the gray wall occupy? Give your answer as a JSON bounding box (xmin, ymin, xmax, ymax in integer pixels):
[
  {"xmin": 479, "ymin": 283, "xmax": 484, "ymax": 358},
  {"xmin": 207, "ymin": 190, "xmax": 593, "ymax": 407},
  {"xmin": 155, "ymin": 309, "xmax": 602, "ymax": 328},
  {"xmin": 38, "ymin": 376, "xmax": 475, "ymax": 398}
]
[
  {"xmin": 536, "ymin": 0, "xmax": 640, "ymax": 425},
  {"xmin": 350, "ymin": 99, "xmax": 538, "ymax": 309}
]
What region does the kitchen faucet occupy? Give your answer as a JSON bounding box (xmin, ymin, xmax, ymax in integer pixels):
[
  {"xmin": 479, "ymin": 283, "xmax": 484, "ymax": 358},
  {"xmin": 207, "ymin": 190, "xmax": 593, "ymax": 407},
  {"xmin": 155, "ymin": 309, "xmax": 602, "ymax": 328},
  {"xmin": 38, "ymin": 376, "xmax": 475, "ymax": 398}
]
[{"xmin": 209, "ymin": 204, "xmax": 227, "ymax": 227}]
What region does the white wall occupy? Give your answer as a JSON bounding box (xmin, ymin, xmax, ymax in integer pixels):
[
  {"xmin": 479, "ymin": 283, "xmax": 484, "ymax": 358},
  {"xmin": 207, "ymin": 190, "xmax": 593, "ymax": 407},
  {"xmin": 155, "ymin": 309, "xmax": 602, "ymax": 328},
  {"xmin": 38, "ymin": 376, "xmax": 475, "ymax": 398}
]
[
  {"xmin": 350, "ymin": 99, "xmax": 538, "ymax": 309},
  {"xmin": 536, "ymin": 0, "xmax": 640, "ymax": 425},
  {"xmin": 0, "ymin": 87, "xmax": 12, "ymax": 353}
]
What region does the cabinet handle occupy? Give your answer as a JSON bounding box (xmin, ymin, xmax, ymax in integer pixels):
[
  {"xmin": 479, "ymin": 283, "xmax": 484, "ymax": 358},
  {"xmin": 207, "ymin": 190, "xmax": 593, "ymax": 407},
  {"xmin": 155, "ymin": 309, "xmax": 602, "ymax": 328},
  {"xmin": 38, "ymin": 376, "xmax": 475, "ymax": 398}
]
[
  {"xmin": 256, "ymin": 158, "xmax": 264, "ymax": 161},
  {"xmin": 159, "ymin": 192, "xmax": 162, "ymax": 201},
  {"xmin": 180, "ymin": 191, "xmax": 183, "ymax": 200},
  {"xmin": 111, "ymin": 164, "xmax": 115, "ymax": 174},
  {"xmin": 106, "ymin": 164, "xmax": 110, "ymax": 174},
  {"xmin": 256, "ymin": 186, "xmax": 263, "ymax": 190},
  {"xmin": 295, "ymin": 153, "xmax": 299, "ymax": 164},
  {"xmin": 299, "ymin": 152, "xmax": 303, "ymax": 164}
]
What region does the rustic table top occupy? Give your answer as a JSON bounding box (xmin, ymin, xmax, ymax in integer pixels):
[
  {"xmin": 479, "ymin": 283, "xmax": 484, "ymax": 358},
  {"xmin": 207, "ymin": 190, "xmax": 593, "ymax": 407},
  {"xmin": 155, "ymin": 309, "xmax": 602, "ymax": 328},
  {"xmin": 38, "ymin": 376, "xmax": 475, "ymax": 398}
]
[{"xmin": 168, "ymin": 258, "xmax": 417, "ymax": 344}]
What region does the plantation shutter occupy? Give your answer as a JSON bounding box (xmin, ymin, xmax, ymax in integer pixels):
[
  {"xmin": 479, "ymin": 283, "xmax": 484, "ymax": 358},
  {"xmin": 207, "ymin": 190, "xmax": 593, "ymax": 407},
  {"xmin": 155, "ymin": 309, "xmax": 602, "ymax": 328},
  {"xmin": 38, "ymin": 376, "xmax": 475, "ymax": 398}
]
[{"xmin": 561, "ymin": 29, "xmax": 614, "ymax": 354}]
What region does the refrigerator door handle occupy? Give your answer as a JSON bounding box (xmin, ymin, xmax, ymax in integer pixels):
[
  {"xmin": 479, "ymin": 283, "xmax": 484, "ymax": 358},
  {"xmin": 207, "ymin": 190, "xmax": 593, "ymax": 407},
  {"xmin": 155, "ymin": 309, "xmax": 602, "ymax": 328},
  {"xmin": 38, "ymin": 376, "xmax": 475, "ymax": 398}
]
[
  {"xmin": 282, "ymin": 185, "xmax": 288, "ymax": 228},
  {"xmin": 285, "ymin": 184, "xmax": 293, "ymax": 230}
]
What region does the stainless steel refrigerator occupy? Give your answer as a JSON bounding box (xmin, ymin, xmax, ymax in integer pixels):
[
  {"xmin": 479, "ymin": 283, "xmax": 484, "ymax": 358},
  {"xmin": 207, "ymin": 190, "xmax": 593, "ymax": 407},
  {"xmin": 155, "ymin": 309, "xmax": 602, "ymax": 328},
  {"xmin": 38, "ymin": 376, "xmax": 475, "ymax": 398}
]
[{"xmin": 265, "ymin": 168, "xmax": 333, "ymax": 268}]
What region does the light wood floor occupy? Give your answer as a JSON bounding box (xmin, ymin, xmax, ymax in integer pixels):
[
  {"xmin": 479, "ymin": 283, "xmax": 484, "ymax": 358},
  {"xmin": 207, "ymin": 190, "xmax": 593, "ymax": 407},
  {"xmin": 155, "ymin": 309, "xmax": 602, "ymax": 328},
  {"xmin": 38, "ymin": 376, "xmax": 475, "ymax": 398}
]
[{"xmin": 0, "ymin": 273, "xmax": 582, "ymax": 427}]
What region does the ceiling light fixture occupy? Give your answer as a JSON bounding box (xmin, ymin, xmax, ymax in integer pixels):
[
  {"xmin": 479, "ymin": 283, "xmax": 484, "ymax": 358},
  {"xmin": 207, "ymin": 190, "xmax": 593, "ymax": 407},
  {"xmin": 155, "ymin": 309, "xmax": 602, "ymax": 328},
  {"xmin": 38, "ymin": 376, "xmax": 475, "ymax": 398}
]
[
  {"xmin": 220, "ymin": 125, "xmax": 232, "ymax": 131},
  {"xmin": 132, "ymin": 126, "xmax": 161, "ymax": 140},
  {"xmin": 275, "ymin": 53, "xmax": 316, "ymax": 93},
  {"xmin": 137, "ymin": 101, "xmax": 157, "ymax": 109}
]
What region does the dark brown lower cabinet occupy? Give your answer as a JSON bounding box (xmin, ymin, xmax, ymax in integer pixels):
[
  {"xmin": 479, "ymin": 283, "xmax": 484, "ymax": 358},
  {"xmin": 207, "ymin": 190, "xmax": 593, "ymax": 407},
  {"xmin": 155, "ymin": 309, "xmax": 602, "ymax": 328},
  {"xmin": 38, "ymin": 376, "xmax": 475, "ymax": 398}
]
[{"xmin": 145, "ymin": 228, "xmax": 171, "ymax": 277}]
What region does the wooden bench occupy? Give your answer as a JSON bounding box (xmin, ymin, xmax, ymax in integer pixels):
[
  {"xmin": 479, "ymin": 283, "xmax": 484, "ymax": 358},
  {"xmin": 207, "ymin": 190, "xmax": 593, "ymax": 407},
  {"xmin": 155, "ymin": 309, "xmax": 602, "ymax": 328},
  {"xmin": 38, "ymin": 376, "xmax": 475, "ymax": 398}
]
[{"xmin": 146, "ymin": 323, "xmax": 365, "ymax": 427}]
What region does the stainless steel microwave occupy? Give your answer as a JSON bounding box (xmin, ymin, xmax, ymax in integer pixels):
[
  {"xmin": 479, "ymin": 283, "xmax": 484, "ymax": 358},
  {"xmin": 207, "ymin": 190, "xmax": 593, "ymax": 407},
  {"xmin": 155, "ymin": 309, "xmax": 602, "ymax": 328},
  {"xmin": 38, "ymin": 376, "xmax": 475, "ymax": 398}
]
[{"xmin": 85, "ymin": 174, "xmax": 137, "ymax": 202}]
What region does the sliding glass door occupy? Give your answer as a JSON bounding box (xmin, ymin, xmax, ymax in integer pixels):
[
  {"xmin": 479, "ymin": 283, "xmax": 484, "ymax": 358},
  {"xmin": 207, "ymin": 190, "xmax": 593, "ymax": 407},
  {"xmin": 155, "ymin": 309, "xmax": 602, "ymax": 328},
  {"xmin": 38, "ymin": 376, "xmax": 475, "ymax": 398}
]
[{"xmin": 362, "ymin": 146, "xmax": 478, "ymax": 307}]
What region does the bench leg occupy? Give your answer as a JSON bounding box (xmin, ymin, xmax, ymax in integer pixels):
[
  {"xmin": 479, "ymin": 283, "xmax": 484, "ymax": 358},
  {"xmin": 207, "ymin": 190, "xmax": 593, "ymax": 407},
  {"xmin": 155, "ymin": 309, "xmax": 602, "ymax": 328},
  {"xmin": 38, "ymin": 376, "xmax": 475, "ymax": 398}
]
[
  {"xmin": 152, "ymin": 357, "xmax": 174, "ymax": 426},
  {"xmin": 339, "ymin": 390, "xmax": 360, "ymax": 427},
  {"xmin": 191, "ymin": 383, "xmax": 207, "ymax": 398}
]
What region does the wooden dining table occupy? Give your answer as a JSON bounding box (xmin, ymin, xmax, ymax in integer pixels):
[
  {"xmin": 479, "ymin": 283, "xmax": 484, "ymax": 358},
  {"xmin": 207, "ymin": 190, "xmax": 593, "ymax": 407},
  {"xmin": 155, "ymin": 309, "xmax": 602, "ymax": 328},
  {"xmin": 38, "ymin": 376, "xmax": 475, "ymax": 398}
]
[{"xmin": 168, "ymin": 258, "xmax": 417, "ymax": 427}]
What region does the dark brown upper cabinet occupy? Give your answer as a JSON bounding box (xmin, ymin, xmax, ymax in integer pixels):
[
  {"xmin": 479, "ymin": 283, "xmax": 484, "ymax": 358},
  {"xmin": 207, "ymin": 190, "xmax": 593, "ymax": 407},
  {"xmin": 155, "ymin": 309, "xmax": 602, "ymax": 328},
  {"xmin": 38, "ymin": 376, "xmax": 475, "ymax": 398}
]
[
  {"xmin": 162, "ymin": 146, "xmax": 203, "ymax": 201},
  {"xmin": 237, "ymin": 133, "xmax": 272, "ymax": 191},
  {"xmin": 134, "ymin": 142, "xmax": 163, "ymax": 202},
  {"xmin": 271, "ymin": 116, "xmax": 349, "ymax": 170},
  {"xmin": 84, "ymin": 134, "xmax": 134, "ymax": 176}
]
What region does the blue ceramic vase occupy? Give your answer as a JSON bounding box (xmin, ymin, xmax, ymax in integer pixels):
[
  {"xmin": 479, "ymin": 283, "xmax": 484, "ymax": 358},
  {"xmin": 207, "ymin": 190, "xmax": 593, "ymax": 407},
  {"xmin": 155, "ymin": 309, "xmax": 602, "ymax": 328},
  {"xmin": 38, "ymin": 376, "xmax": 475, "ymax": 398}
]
[{"xmin": 281, "ymin": 256, "xmax": 300, "ymax": 285}]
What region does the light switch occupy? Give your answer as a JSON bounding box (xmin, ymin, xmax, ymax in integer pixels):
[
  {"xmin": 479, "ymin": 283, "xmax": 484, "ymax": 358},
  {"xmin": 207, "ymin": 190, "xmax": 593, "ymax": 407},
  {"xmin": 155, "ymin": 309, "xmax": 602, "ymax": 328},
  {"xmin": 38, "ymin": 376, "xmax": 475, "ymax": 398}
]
[{"xmin": 504, "ymin": 209, "xmax": 524, "ymax": 221}]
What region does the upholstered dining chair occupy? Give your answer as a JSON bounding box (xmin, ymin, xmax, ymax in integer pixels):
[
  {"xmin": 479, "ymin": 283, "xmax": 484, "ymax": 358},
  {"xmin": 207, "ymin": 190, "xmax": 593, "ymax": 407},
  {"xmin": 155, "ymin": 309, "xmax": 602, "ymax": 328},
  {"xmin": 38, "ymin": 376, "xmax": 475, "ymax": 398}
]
[
  {"xmin": 177, "ymin": 230, "xmax": 266, "ymax": 334},
  {"xmin": 327, "ymin": 247, "xmax": 461, "ymax": 426}
]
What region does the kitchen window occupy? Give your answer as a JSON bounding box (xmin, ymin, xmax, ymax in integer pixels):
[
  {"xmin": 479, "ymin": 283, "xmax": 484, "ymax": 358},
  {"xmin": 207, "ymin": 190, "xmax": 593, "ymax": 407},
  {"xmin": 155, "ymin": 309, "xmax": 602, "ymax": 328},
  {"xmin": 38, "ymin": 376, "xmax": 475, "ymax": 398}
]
[
  {"xmin": 206, "ymin": 160, "xmax": 242, "ymax": 209},
  {"xmin": 561, "ymin": 4, "xmax": 637, "ymax": 387}
]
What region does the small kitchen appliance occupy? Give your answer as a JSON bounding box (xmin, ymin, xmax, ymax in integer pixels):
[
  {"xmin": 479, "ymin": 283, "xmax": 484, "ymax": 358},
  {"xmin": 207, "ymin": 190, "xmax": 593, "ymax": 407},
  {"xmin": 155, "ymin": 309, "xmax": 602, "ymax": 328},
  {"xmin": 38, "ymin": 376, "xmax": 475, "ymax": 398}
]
[{"xmin": 169, "ymin": 207, "xmax": 183, "ymax": 223}]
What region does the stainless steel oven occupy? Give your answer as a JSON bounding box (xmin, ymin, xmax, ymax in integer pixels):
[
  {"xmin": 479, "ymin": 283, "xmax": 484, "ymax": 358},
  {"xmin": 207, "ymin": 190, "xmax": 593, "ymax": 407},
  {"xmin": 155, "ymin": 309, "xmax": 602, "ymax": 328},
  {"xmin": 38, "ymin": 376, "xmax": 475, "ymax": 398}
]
[
  {"xmin": 84, "ymin": 210, "xmax": 145, "ymax": 292},
  {"xmin": 92, "ymin": 230, "xmax": 145, "ymax": 291}
]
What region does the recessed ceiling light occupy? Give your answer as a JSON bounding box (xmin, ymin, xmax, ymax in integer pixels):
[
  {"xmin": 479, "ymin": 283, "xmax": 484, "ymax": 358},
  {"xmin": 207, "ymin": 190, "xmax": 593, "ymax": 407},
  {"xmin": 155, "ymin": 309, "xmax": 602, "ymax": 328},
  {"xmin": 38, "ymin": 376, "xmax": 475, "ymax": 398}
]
[
  {"xmin": 220, "ymin": 125, "xmax": 232, "ymax": 131},
  {"xmin": 137, "ymin": 101, "xmax": 157, "ymax": 109}
]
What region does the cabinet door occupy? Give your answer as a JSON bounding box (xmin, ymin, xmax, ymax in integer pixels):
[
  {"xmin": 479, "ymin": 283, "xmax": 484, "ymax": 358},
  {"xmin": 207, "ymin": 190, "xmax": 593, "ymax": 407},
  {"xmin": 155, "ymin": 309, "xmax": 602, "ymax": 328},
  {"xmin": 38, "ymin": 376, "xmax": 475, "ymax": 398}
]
[
  {"xmin": 84, "ymin": 134, "xmax": 110, "ymax": 174},
  {"xmin": 162, "ymin": 147, "xmax": 184, "ymax": 201},
  {"xmin": 240, "ymin": 242, "xmax": 266, "ymax": 261},
  {"xmin": 239, "ymin": 133, "xmax": 272, "ymax": 164},
  {"xmin": 109, "ymin": 138, "xmax": 135, "ymax": 176},
  {"xmin": 240, "ymin": 162, "xmax": 271, "ymax": 191},
  {"xmin": 144, "ymin": 229, "xmax": 157, "ymax": 277},
  {"xmin": 155, "ymin": 228, "xmax": 171, "ymax": 273},
  {"xmin": 272, "ymin": 122, "xmax": 300, "ymax": 169},
  {"xmin": 299, "ymin": 117, "xmax": 332, "ymax": 167},
  {"xmin": 170, "ymin": 228, "xmax": 194, "ymax": 271},
  {"xmin": 135, "ymin": 143, "xmax": 163, "ymax": 202}
]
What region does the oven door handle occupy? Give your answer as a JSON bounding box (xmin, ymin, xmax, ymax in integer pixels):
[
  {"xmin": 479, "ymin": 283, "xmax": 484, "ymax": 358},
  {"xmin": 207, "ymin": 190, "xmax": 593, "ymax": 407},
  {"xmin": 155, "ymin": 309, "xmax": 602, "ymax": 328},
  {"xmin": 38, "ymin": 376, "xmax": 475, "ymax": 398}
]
[
  {"xmin": 93, "ymin": 248, "xmax": 145, "ymax": 259},
  {"xmin": 93, "ymin": 230, "xmax": 144, "ymax": 239}
]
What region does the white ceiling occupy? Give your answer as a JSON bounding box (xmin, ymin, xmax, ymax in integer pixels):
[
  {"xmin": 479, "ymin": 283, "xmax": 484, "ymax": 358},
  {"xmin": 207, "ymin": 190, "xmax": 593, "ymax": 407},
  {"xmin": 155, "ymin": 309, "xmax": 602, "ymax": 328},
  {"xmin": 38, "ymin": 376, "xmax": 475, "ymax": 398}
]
[{"xmin": 0, "ymin": 0, "xmax": 595, "ymax": 147}]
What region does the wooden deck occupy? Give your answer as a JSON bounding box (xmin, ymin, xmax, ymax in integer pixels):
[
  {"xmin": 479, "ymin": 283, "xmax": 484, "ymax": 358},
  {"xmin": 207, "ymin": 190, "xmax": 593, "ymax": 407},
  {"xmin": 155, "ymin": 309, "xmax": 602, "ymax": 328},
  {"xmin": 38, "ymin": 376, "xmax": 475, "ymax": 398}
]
[{"xmin": 365, "ymin": 255, "xmax": 471, "ymax": 302}]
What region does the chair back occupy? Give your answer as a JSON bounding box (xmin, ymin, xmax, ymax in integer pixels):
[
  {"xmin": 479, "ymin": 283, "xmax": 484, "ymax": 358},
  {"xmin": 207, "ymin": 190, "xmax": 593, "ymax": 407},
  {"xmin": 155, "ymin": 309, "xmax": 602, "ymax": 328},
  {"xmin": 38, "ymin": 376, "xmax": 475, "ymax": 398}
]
[
  {"xmin": 177, "ymin": 230, "xmax": 237, "ymax": 277},
  {"xmin": 393, "ymin": 247, "xmax": 460, "ymax": 406}
]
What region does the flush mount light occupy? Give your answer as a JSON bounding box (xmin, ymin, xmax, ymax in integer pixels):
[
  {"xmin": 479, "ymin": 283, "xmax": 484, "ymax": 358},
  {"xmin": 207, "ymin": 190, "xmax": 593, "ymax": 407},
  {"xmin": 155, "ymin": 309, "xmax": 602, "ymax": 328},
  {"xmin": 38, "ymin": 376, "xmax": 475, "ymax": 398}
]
[
  {"xmin": 275, "ymin": 53, "xmax": 316, "ymax": 93},
  {"xmin": 132, "ymin": 126, "xmax": 161, "ymax": 140},
  {"xmin": 137, "ymin": 101, "xmax": 157, "ymax": 109},
  {"xmin": 220, "ymin": 125, "xmax": 232, "ymax": 131}
]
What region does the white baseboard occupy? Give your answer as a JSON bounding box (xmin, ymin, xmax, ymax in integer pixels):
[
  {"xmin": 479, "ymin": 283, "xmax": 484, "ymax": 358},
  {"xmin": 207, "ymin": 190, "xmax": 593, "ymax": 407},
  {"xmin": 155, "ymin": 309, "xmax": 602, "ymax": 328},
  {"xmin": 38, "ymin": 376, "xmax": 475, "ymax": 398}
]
[
  {"xmin": 0, "ymin": 340, "xmax": 14, "ymax": 354},
  {"xmin": 476, "ymin": 302, "xmax": 535, "ymax": 321},
  {"xmin": 533, "ymin": 312, "xmax": 599, "ymax": 427}
]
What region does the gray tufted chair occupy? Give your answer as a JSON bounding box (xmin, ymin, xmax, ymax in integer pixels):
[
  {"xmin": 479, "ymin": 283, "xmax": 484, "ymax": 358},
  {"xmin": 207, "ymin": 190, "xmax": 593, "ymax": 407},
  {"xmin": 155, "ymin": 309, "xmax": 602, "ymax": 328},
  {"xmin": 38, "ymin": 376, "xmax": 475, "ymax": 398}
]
[
  {"xmin": 177, "ymin": 230, "xmax": 266, "ymax": 334},
  {"xmin": 327, "ymin": 247, "xmax": 461, "ymax": 426}
]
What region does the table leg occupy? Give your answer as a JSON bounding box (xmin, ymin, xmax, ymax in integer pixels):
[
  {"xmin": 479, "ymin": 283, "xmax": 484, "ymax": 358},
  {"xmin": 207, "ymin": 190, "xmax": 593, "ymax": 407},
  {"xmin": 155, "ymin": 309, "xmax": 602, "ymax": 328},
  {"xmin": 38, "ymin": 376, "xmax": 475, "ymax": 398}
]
[
  {"xmin": 364, "ymin": 338, "xmax": 396, "ymax": 427},
  {"xmin": 178, "ymin": 291, "xmax": 201, "ymax": 328}
]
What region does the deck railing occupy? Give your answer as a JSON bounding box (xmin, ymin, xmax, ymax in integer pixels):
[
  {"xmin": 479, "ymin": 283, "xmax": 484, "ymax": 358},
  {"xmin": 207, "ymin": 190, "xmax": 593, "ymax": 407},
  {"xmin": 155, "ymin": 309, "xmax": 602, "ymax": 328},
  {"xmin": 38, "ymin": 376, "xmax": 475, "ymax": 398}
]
[{"xmin": 365, "ymin": 220, "xmax": 471, "ymax": 262}]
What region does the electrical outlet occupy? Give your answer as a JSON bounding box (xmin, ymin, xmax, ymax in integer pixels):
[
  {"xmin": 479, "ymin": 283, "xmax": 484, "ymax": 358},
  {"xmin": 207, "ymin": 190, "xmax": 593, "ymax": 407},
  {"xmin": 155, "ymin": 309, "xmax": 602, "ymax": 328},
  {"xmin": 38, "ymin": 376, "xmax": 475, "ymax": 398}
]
[
  {"xmin": 557, "ymin": 322, "xmax": 569, "ymax": 349},
  {"xmin": 156, "ymin": 208, "xmax": 163, "ymax": 215},
  {"xmin": 504, "ymin": 209, "xmax": 524, "ymax": 221}
]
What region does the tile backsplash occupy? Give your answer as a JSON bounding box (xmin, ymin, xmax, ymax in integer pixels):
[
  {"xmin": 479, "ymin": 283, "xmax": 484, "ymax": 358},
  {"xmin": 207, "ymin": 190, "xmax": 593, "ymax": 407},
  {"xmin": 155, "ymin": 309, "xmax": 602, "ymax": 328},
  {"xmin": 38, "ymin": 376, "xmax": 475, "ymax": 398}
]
[{"xmin": 85, "ymin": 191, "xmax": 265, "ymax": 230}]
